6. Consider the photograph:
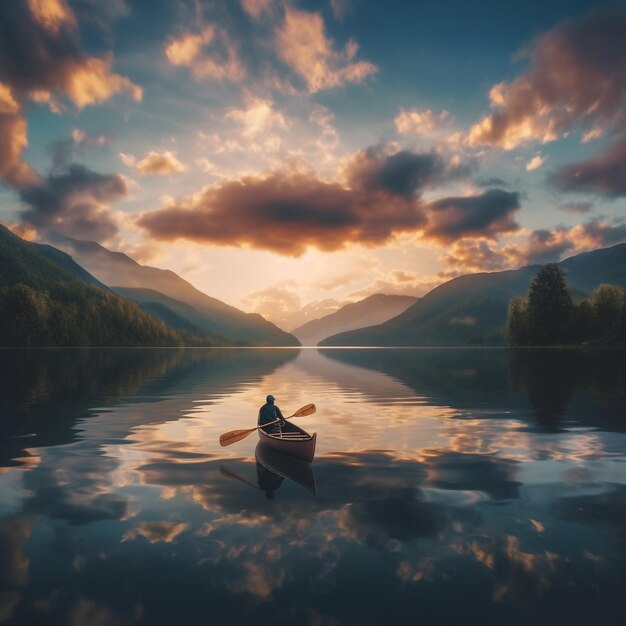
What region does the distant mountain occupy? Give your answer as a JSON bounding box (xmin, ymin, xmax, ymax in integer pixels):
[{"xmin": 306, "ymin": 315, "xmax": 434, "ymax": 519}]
[
  {"xmin": 321, "ymin": 244, "xmax": 626, "ymax": 346},
  {"xmin": 0, "ymin": 224, "xmax": 190, "ymax": 347},
  {"xmin": 292, "ymin": 294, "xmax": 418, "ymax": 345},
  {"xmin": 53, "ymin": 237, "xmax": 299, "ymax": 346}
]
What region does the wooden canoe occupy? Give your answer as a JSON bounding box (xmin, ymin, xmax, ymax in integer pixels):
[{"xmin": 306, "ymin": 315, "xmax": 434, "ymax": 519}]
[
  {"xmin": 258, "ymin": 420, "xmax": 316, "ymax": 463},
  {"xmin": 255, "ymin": 442, "xmax": 316, "ymax": 495}
]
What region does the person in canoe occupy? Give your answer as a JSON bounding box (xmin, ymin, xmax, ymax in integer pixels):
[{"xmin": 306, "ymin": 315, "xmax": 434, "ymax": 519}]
[{"xmin": 258, "ymin": 394, "xmax": 286, "ymax": 434}]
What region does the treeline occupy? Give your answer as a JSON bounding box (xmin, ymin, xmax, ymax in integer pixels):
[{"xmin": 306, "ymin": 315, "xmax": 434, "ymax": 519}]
[
  {"xmin": 508, "ymin": 264, "xmax": 626, "ymax": 345},
  {"xmin": 0, "ymin": 282, "xmax": 218, "ymax": 347}
]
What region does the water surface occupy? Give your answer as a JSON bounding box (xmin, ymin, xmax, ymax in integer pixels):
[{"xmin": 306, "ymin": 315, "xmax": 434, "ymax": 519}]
[{"xmin": 0, "ymin": 348, "xmax": 625, "ymax": 625}]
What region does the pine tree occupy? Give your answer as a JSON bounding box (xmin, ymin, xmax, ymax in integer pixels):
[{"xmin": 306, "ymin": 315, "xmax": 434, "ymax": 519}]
[{"xmin": 526, "ymin": 264, "xmax": 573, "ymax": 345}]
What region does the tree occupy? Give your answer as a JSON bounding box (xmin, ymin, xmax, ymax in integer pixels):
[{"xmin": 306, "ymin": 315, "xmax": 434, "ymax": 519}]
[
  {"xmin": 571, "ymin": 298, "xmax": 593, "ymax": 344},
  {"xmin": 590, "ymin": 284, "xmax": 625, "ymax": 340},
  {"xmin": 507, "ymin": 296, "xmax": 529, "ymax": 345},
  {"xmin": 526, "ymin": 264, "xmax": 573, "ymax": 345}
]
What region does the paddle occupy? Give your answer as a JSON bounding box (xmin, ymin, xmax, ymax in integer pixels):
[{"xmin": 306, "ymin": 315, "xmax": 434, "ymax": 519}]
[
  {"xmin": 219, "ymin": 403, "xmax": 316, "ymax": 447},
  {"xmin": 220, "ymin": 465, "xmax": 260, "ymax": 490}
]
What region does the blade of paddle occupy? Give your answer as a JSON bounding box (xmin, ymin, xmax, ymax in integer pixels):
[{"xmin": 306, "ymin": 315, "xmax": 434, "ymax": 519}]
[
  {"xmin": 220, "ymin": 427, "xmax": 256, "ymax": 447},
  {"xmin": 293, "ymin": 403, "xmax": 316, "ymax": 417}
]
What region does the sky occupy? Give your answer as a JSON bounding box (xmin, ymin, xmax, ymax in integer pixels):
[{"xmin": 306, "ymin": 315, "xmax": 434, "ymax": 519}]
[{"xmin": 2, "ymin": 0, "xmax": 626, "ymax": 329}]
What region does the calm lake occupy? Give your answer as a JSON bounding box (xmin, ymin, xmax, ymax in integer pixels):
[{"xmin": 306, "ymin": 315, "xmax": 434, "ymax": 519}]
[{"xmin": 0, "ymin": 347, "xmax": 625, "ymax": 625}]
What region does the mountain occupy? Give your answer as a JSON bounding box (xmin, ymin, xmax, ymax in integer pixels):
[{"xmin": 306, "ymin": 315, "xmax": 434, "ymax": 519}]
[
  {"xmin": 0, "ymin": 224, "xmax": 190, "ymax": 347},
  {"xmin": 113, "ymin": 287, "xmax": 226, "ymax": 337},
  {"xmin": 52, "ymin": 237, "xmax": 299, "ymax": 346},
  {"xmin": 321, "ymin": 244, "xmax": 626, "ymax": 346},
  {"xmin": 291, "ymin": 294, "xmax": 418, "ymax": 345}
]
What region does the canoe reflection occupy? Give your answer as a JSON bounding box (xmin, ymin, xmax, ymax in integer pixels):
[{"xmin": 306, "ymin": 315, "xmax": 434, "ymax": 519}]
[
  {"xmin": 218, "ymin": 446, "xmax": 317, "ymax": 498},
  {"xmin": 255, "ymin": 442, "xmax": 316, "ymax": 496}
]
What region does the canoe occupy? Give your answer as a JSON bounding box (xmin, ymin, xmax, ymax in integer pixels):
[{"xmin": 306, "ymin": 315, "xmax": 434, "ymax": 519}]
[
  {"xmin": 255, "ymin": 442, "xmax": 316, "ymax": 495},
  {"xmin": 258, "ymin": 420, "xmax": 317, "ymax": 463}
]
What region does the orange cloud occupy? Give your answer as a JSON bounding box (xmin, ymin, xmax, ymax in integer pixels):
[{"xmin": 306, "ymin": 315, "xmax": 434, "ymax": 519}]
[
  {"xmin": 62, "ymin": 55, "xmax": 142, "ymax": 109},
  {"xmin": 525, "ymin": 154, "xmax": 545, "ymax": 171},
  {"xmin": 240, "ymin": 0, "xmax": 274, "ymax": 20},
  {"xmin": 165, "ymin": 26, "xmax": 215, "ymax": 66},
  {"xmin": 0, "ymin": 2, "xmax": 141, "ymax": 112},
  {"xmin": 468, "ymin": 8, "xmax": 626, "ymax": 151},
  {"xmin": 441, "ymin": 239, "xmax": 509, "ymax": 277},
  {"xmin": 120, "ymin": 150, "xmax": 186, "ymax": 175},
  {"xmin": 0, "ymin": 0, "xmax": 140, "ymax": 189},
  {"xmin": 394, "ymin": 108, "xmax": 451, "ymax": 136},
  {"xmin": 226, "ymin": 94, "xmax": 288, "ymax": 139},
  {"xmin": 0, "ymin": 83, "xmax": 19, "ymax": 114},
  {"xmin": 0, "ymin": 113, "xmax": 39, "ymax": 188},
  {"xmin": 165, "ymin": 25, "xmax": 245, "ymax": 81},
  {"xmin": 439, "ymin": 219, "xmax": 626, "ymax": 277},
  {"xmin": 137, "ymin": 146, "xmax": 510, "ymax": 256},
  {"xmin": 27, "ymin": 0, "xmax": 77, "ymax": 33},
  {"xmin": 504, "ymin": 221, "xmax": 626, "ymax": 267},
  {"xmin": 122, "ymin": 521, "xmax": 189, "ymax": 543},
  {"xmin": 276, "ymin": 7, "xmax": 377, "ymax": 93}
]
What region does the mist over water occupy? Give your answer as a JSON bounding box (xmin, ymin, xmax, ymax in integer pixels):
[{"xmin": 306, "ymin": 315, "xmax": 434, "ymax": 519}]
[{"xmin": 0, "ymin": 348, "xmax": 624, "ymax": 625}]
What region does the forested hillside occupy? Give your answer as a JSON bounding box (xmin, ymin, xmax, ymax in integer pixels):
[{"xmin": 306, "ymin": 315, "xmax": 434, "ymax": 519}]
[{"xmin": 0, "ymin": 225, "xmax": 203, "ymax": 347}]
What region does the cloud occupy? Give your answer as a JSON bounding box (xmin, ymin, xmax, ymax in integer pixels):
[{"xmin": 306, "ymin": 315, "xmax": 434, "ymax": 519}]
[
  {"xmin": 504, "ymin": 220, "xmax": 626, "ymax": 266},
  {"xmin": 467, "ymin": 8, "xmax": 626, "ymax": 150},
  {"xmin": 344, "ymin": 144, "xmax": 473, "ymax": 198},
  {"xmin": 137, "ymin": 145, "xmax": 510, "ymax": 256},
  {"xmin": 26, "ymin": 0, "xmax": 77, "ymax": 34},
  {"xmin": 0, "ymin": 0, "xmax": 139, "ymax": 190},
  {"xmin": 394, "ymin": 108, "xmax": 451, "ymax": 136},
  {"xmin": 0, "ymin": 82, "xmax": 19, "ymax": 114},
  {"xmin": 548, "ymin": 135, "xmax": 626, "ymax": 197},
  {"xmin": 0, "ymin": 0, "xmax": 141, "ymax": 110},
  {"xmin": 19, "ymin": 164, "xmax": 128, "ymax": 242},
  {"xmin": 120, "ymin": 150, "xmax": 186, "ymax": 175},
  {"xmin": 349, "ymin": 273, "xmax": 439, "ymax": 299},
  {"xmin": 122, "ymin": 521, "xmax": 189, "ymax": 544},
  {"xmin": 475, "ymin": 176, "xmax": 509, "ymax": 188},
  {"xmin": 0, "ymin": 112, "xmax": 39, "ymax": 188},
  {"xmin": 224, "ymin": 93, "xmax": 289, "ymax": 152},
  {"xmin": 424, "ymin": 189, "xmax": 520, "ymax": 243},
  {"xmin": 276, "ymin": 6, "xmax": 377, "ymax": 93},
  {"xmin": 441, "ymin": 239, "xmax": 510, "ymax": 276},
  {"xmin": 137, "ymin": 169, "xmax": 401, "ymax": 256},
  {"xmin": 49, "ymin": 128, "xmax": 110, "ymax": 172},
  {"xmin": 243, "ymin": 281, "xmax": 351, "ymax": 329},
  {"xmin": 240, "ymin": 0, "xmax": 274, "ymax": 20},
  {"xmin": 439, "ymin": 218, "xmax": 626, "ymax": 276},
  {"xmin": 241, "ymin": 282, "xmax": 302, "ymax": 327},
  {"xmin": 559, "ymin": 201, "xmax": 593, "ymax": 215},
  {"xmin": 226, "ymin": 94, "xmax": 288, "ymax": 138},
  {"xmin": 525, "ymin": 154, "xmax": 545, "ymax": 171},
  {"xmin": 164, "ymin": 25, "xmax": 245, "ymax": 81}
]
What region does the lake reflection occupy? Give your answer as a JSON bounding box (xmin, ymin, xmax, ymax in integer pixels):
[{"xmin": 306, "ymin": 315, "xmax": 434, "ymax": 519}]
[{"xmin": 0, "ymin": 348, "xmax": 624, "ymax": 625}]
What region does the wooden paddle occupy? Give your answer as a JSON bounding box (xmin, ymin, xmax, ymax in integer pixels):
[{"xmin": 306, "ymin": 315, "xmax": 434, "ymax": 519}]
[
  {"xmin": 219, "ymin": 403, "xmax": 316, "ymax": 447},
  {"xmin": 220, "ymin": 465, "xmax": 260, "ymax": 490}
]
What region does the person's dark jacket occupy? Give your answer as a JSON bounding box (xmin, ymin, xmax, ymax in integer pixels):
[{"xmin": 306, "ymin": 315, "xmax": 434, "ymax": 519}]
[{"xmin": 258, "ymin": 402, "xmax": 285, "ymax": 431}]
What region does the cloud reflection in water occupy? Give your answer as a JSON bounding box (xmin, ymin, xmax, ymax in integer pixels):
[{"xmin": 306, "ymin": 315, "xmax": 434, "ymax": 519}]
[{"xmin": 0, "ymin": 347, "xmax": 624, "ymax": 625}]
